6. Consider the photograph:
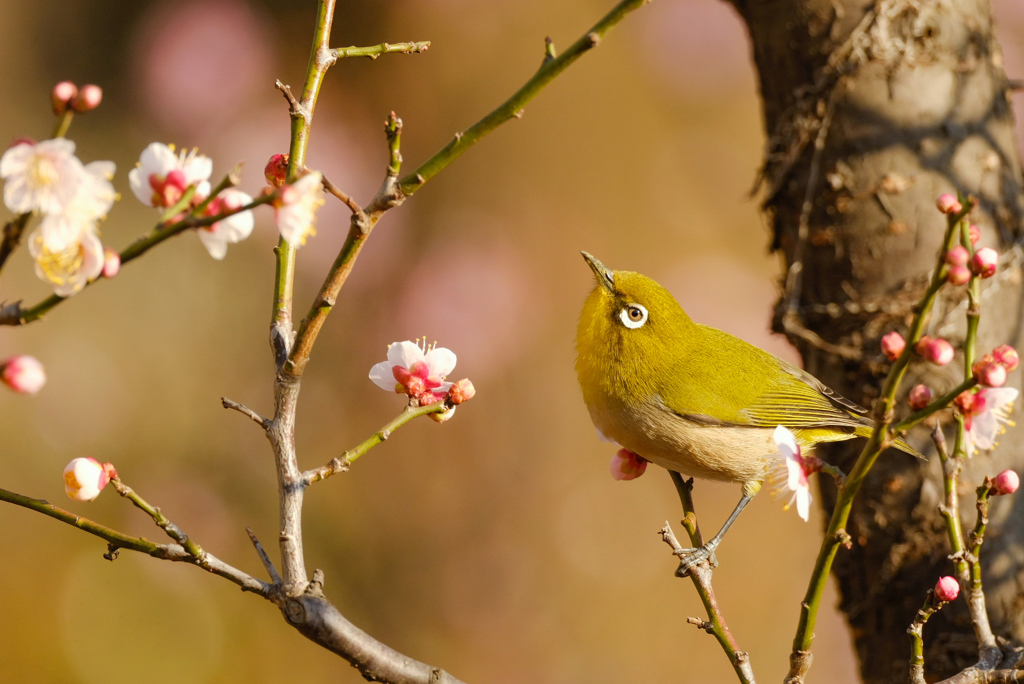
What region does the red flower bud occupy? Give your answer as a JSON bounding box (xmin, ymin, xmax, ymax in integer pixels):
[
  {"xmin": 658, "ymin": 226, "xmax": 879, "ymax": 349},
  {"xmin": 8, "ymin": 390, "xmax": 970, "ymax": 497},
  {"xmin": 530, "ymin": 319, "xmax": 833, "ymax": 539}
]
[
  {"xmin": 974, "ymin": 358, "xmax": 1007, "ymax": 388},
  {"xmin": 992, "ymin": 344, "xmax": 1019, "ymax": 371},
  {"xmin": 880, "ymin": 331, "xmax": 905, "ymax": 361},
  {"xmin": 71, "ymin": 84, "xmax": 103, "ymax": 113},
  {"xmin": 946, "ymin": 265, "xmax": 971, "ymax": 286},
  {"xmin": 447, "ymin": 379, "xmax": 476, "ymax": 405},
  {"xmin": 971, "ymin": 248, "xmax": 998, "ymax": 278},
  {"xmin": 921, "ymin": 338, "xmax": 954, "ymax": 366},
  {"xmin": 991, "ymin": 470, "xmax": 1020, "ymax": 496},
  {"xmin": 908, "ymin": 384, "xmax": 932, "ymax": 410},
  {"xmin": 968, "ymin": 225, "xmax": 980, "ymax": 245},
  {"xmin": 51, "ymin": 81, "xmax": 78, "ymax": 115},
  {"xmin": 945, "ymin": 246, "xmax": 969, "ymax": 267},
  {"xmin": 264, "ymin": 153, "xmax": 289, "ymax": 188},
  {"xmin": 934, "ymin": 576, "xmax": 960, "ymax": 602},
  {"xmin": 936, "ymin": 194, "xmax": 962, "ymax": 215}
]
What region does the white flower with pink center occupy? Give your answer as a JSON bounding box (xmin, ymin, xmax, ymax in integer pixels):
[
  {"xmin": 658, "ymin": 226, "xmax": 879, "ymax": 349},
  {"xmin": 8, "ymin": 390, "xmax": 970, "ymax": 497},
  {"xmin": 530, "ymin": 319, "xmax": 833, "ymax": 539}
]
[
  {"xmin": 28, "ymin": 228, "xmax": 104, "ymax": 296},
  {"xmin": 369, "ymin": 339, "xmax": 457, "ymax": 403},
  {"xmin": 0, "ymin": 138, "xmax": 84, "ymax": 214},
  {"xmin": 770, "ymin": 425, "xmax": 813, "ymax": 522},
  {"xmin": 63, "ymin": 457, "xmax": 116, "ymax": 502},
  {"xmin": 957, "ymin": 387, "xmax": 1018, "ymax": 455},
  {"xmin": 37, "ymin": 160, "xmax": 116, "ymax": 252},
  {"xmin": 128, "ymin": 142, "xmax": 212, "ymax": 208},
  {"xmin": 273, "ymin": 171, "xmax": 324, "ymax": 247},
  {"xmin": 1, "ymin": 355, "xmax": 46, "ymax": 395},
  {"xmin": 196, "ymin": 189, "xmax": 254, "ymax": 260}
]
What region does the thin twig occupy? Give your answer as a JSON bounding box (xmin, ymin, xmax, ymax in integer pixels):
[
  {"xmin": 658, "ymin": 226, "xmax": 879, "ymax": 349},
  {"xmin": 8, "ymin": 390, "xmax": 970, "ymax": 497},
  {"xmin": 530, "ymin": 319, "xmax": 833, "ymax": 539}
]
[
  {"xmin": 109, "ymin": 476, "xmax": 205, "ymax": 558},
  {"xmin": 320, "ymin": 174, "xmax": 366, "ymax": 219},
  {"xmin": 247, "ymin": 527, "xmax": 283, "ymax": 585},
  {"xmin": 329, "ymin": 41, "xmax": 430, "ymax": 62},
  {"xmin": 222, "ymin": 397, "xmax": 270, "ymax": 429}
]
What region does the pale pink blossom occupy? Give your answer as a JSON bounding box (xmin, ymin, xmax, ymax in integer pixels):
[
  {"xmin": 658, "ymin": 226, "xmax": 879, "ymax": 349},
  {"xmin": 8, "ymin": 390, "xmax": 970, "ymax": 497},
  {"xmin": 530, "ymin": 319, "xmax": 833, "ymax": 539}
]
[
  {"xmin": 28, "ymin": 228, "xmax": 104, "ymax": 296},
  {"xmin": 956, "ymin": 387, "xmax": 1018, "ymax": 455},
  {"xmin": 273, "ymin": 171, "xmax": 324, "ymax": 247},
  {"xmin": 369, "ymin": 339, "xmax": 457, "ymax": 405},
  {"xmin": 771, "ymin": 425, "xmax": 814, "ymax": 522},
  {"xmin": 37, "ymin": 160, "xmax": 116, "ymax": 252},
  {"xmin": 196, "ymin": 189, "xmax": 254, "ymax": 260},
  {"xmin": 1, "ymin": 355, "xmax": 46, "ymax": 395},
  {"xmin": 128, "ymin": 142, "xmax": 212, "ymax": 208},
  {"xmin": 0, "ymin": 138, "xmax": 84, "ymax": 214},
  {"xmin": 63, "ymin": 458, "xmax": 116, "ymax": 502},
  {"xmin": 610, "ymin": 448, "xmax": 647, "ymax": 481}
]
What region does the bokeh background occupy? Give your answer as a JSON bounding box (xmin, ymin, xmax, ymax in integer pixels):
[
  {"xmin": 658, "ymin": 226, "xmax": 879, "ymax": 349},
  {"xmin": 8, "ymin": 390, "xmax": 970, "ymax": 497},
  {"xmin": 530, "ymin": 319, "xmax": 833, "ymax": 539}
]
[{"xmin": 0, "ymin": 1, "xmax": 1021, "ymax": 682}]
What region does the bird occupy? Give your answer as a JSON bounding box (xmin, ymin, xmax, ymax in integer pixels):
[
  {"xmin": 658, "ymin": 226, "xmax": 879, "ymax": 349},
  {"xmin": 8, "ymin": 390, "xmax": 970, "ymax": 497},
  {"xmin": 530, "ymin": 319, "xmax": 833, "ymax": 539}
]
[{"xmin": 574, "ymin": 251, "xmax": 920, "ymax": 569}]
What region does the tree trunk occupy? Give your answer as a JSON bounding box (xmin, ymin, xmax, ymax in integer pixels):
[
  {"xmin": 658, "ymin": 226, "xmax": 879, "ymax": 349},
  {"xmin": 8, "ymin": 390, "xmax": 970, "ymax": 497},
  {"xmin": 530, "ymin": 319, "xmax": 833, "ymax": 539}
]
[{"xmin": 727, "ymin": 0, "xmax": 1024, "ymax": 681}]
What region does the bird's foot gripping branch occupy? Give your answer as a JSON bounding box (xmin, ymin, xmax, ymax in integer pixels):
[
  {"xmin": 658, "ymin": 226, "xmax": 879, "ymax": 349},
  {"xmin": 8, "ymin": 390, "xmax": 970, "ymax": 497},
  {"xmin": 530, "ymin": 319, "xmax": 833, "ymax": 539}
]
[{"xmin": 576, "ymin": 195, "xmax": 1022, "ymax": 684}]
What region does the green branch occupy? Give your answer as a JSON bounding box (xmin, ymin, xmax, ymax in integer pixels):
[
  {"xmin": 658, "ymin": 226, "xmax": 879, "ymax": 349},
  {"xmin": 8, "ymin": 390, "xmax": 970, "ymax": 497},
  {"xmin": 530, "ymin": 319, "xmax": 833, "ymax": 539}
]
[
  {"xmin": 330, "ymin": 41, "xmax": 429, "ymax": 61},
  {"xmin": 398, "ymin": 0, "xmax": 651, "ymax": 197}
]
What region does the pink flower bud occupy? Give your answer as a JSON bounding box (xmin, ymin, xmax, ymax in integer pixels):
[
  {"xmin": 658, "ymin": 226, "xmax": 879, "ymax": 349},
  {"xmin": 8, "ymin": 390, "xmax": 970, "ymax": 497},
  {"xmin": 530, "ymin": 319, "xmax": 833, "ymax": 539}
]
[
  {"xmin": 70, "ymin": 84, "xmax": 103, "ymax": 113},
  {"xmin": 936, "ymin": 194, "xmax": 962, "ymax": 215},
  {"xmin": 264, "ymin": 153, "xmax": 289, "ymax": 188},
  {"xmin": 991, "ymin": 470, "xmax": 1020, "ymax": 496},
  {"xmin": 992, "ymin": 344, "xmax": 1019, "ymax": 371},
  {"xmin": 610, "ymin": 448, "xmax": 647, "ymax": 481},
  {"xmin": 1, "ymin": 355, "xmax": 46, "ymax": 395},
  {"xmin": 915, "ymin": 335, "xmax": 933, "ymax": 355},
  {"xmin": 971, "ymin": 248, "xmax": 998, "ymax": 278},
  {"xmin": 946, "ymin": 265, "xmax": 971, "ymax": 286},
  {"xmin": 51, "ymin": 81, "xmax": 77, "ymax": 115},
  {"xmin": 63, "ymin": 457, "xmax": 115, "ymax": 502},
  {"xmin": 945, "ymin": 246, "xmax": 969, "ymax": 267},
  {"xmin": 447, "ymin": 379, "xmax": 476, "ymax": 405},
  {"xmin": 880, "ymin": 332, "xmax": 905, "ymax": 361},
  {"xmin": 974, "ymin": 358, "xmax": 1007, "ymax": 388},
  {"xmin": 922, "ymin": 338, "xmax": 955, "ymax": 366},
  {"xmin": 908, "ymin": 384, "xmax": 933, "ymax": 410},
  {"xmin": 102, "ymin": 247, "xmax": 120, "ymax": 279},
  {"xmin": 934, "ymin": 576, "xmax": 960, "ymax": 602},
  {"xmin": 968, "ymin": 225, "xmax": 980, "ymax": 245}
]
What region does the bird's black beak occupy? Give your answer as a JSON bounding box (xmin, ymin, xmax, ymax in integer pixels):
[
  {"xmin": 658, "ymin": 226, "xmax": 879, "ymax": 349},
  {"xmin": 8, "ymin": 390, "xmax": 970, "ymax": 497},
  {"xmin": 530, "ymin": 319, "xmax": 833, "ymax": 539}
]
[{"xmin": 581, "ymin": 251, "xmax": 615, "ymax": 293}]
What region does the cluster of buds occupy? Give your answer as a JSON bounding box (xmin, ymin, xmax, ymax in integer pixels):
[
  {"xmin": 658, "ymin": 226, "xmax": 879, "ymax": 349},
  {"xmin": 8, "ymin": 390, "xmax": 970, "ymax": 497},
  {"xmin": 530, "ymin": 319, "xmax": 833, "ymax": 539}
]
[
  {"xmin": 63, "ymin": 457, "xmax": 116, "ymax": 502},
  {"xmin": 368, "ymin": 340, "xmax": 475, "ymax": 423},
  {"xmin": 945, "ymin": 246, "xmax": 971, "ymax": 285},
  {"xmin": 51, "ymin": 81, "xmax": 103, "ymax": 116},
  {"xmin": 972, "ymin": 344, "xmax": 1019, "ymax": 388}
]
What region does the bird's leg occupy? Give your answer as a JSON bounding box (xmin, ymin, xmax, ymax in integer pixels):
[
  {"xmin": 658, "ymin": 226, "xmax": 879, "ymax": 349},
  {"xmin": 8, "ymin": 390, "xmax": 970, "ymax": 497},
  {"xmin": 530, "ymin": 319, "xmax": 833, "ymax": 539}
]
[{"xmin": 674, "ymin": 492, "xmax": 754, "ymax": 576}]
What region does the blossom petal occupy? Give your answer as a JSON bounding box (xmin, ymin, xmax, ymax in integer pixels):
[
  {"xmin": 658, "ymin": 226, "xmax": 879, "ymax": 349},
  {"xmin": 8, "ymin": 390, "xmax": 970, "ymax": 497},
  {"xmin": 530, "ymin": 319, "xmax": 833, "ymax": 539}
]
[
  {"xmin": 369, "ymin": 361, "xmax": 397, "ymax": 391},
  {"xmin": 773, "ymin": 425, "xmax": 800, "ymax": 460},
  {"xmin": 795, "ymin": 488, "xmax": 811, "ymax": 522},
  {"xmin": 424, "ymin": 347, "xmax": 457, "ymax": 378},
  {"xmin": 387, "ymin": 341, "xmax": 424, "ymax": 370}
]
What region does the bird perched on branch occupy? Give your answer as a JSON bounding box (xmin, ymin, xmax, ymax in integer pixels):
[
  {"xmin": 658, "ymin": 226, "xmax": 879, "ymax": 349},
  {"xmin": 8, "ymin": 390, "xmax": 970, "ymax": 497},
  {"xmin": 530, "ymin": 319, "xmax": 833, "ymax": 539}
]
[{"xmin": 574, "ymin": 251, "xmax": 920, "ymax": 568}]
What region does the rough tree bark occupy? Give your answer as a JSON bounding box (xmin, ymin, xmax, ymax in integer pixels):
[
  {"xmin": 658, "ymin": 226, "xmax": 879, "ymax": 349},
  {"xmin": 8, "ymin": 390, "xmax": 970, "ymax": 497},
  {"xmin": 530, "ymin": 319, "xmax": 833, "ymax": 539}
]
[{"xmin": 725, "ymin": 0, "xmax": 1024, "ymax": 682}]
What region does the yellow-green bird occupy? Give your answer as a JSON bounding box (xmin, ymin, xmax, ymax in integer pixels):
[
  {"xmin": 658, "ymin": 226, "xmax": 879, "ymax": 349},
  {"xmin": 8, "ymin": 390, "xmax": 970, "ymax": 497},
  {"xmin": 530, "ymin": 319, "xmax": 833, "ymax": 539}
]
[{"xmin": 574, "ymin": 252, "xmax": 919, "ymax": 567}]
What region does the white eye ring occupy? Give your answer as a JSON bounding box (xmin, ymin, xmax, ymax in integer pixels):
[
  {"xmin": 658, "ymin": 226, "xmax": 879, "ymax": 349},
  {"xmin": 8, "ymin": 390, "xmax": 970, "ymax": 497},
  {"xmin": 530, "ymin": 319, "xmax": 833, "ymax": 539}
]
[{"xmin": 619, "ymin": 304, "xmax": 648, "ymax": 329}]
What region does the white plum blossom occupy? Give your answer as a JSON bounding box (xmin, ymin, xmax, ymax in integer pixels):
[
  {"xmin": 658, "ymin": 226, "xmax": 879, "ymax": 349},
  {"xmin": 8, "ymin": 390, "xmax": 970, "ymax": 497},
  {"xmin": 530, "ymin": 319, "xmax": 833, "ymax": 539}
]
[
  {"xmin": 37, "ymin": 160, "xmax": 116, "ymax": 252},
  {"xmin": 273, "ymin": 171, "xmax": 324, "ymax": 247},
  {"xmin": 63, "ymin": 457, "xmax": 115, "ymax": 502},
  {"xmin": 28, "ymin": 228, "xmax": 104, "ymax": 296},
  {"xmin": 128, "ymin": 142, "xmax": 212, "ymax": 209},
  {"xmin": 369, "ymin": 339, "xmax": 457, "ymax": 404},
  {"xmin": 196, "ymin": 189, "xmax": 254, "ymax": 260},
  {"xmin": 771, "ymin": 425, "xmax": 812, "ymax": 522},
  {"xmin": 0, "ymin": 138, "xmax": 84, "ymax": 214},
  {"xmin": 958, "ymin": 387, "xmax": 1018, "ymax": 456}
]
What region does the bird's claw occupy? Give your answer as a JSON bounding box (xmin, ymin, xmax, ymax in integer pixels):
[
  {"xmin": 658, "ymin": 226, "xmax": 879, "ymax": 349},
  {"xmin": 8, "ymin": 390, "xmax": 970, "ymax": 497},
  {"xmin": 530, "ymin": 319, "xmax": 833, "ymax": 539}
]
[{"xmin": 674, "ymin": 543, "xmax": 719, "ymax": 576}]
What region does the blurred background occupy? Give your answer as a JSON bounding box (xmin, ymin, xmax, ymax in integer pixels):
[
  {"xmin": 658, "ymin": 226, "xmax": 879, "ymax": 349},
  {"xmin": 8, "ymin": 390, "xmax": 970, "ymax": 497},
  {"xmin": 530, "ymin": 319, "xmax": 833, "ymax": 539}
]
[{"xmin": 0, "ymin": 0, "xmax": 1021, "ymax": 682}]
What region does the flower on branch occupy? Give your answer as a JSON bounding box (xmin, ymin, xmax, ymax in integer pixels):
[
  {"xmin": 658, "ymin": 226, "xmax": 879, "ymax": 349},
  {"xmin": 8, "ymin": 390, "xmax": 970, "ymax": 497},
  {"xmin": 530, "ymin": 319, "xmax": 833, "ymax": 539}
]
[
  {"xmin": 63, "ymin": 457, "xmax": 116, "ymax": 502},
  {"xmin": 36, "ymin": 160, "xmax": 116, "ymax": 253},
  {"xmin": 28, "ymin": 228, "xmax": 104, "ymax": 296},
  {"xmin": 610, "ymin": 448, "xmax": 647, "ymax": 481},
  {"xmin": 955, "ymin": 387, "xmax": 1018, "ymax": 455},
  {"xmin": 770, "ymin": 425, "xmax": 820, "ymax": 522},
  {"xmin": 0, "ymin": 138, "xmax": 84, "ymax": 214},
  {"xmin": 273, "ymin": 171, "xmax": 324, "ymax": 247},
  {"xmin": 369, "ymin": 339, "xmax": 457, "ymax": 406},
  {"xmin": 128, "ymin": 142, "xmax": 212, "ymax": 209},
  {"xmin": 0, "ymin": 355, "xmax": 46, "ymax": 395},
  {"xmin": 196, "ymin": 188, "xmax": 254, "ymax": 260}
]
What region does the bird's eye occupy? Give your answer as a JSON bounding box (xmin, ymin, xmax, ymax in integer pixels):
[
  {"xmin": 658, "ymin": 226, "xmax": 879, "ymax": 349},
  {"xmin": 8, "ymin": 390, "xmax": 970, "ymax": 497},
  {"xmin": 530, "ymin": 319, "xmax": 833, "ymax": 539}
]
[{"xmin": 619, "ymin": 304, "xmax": 648, "ymax": 329}]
